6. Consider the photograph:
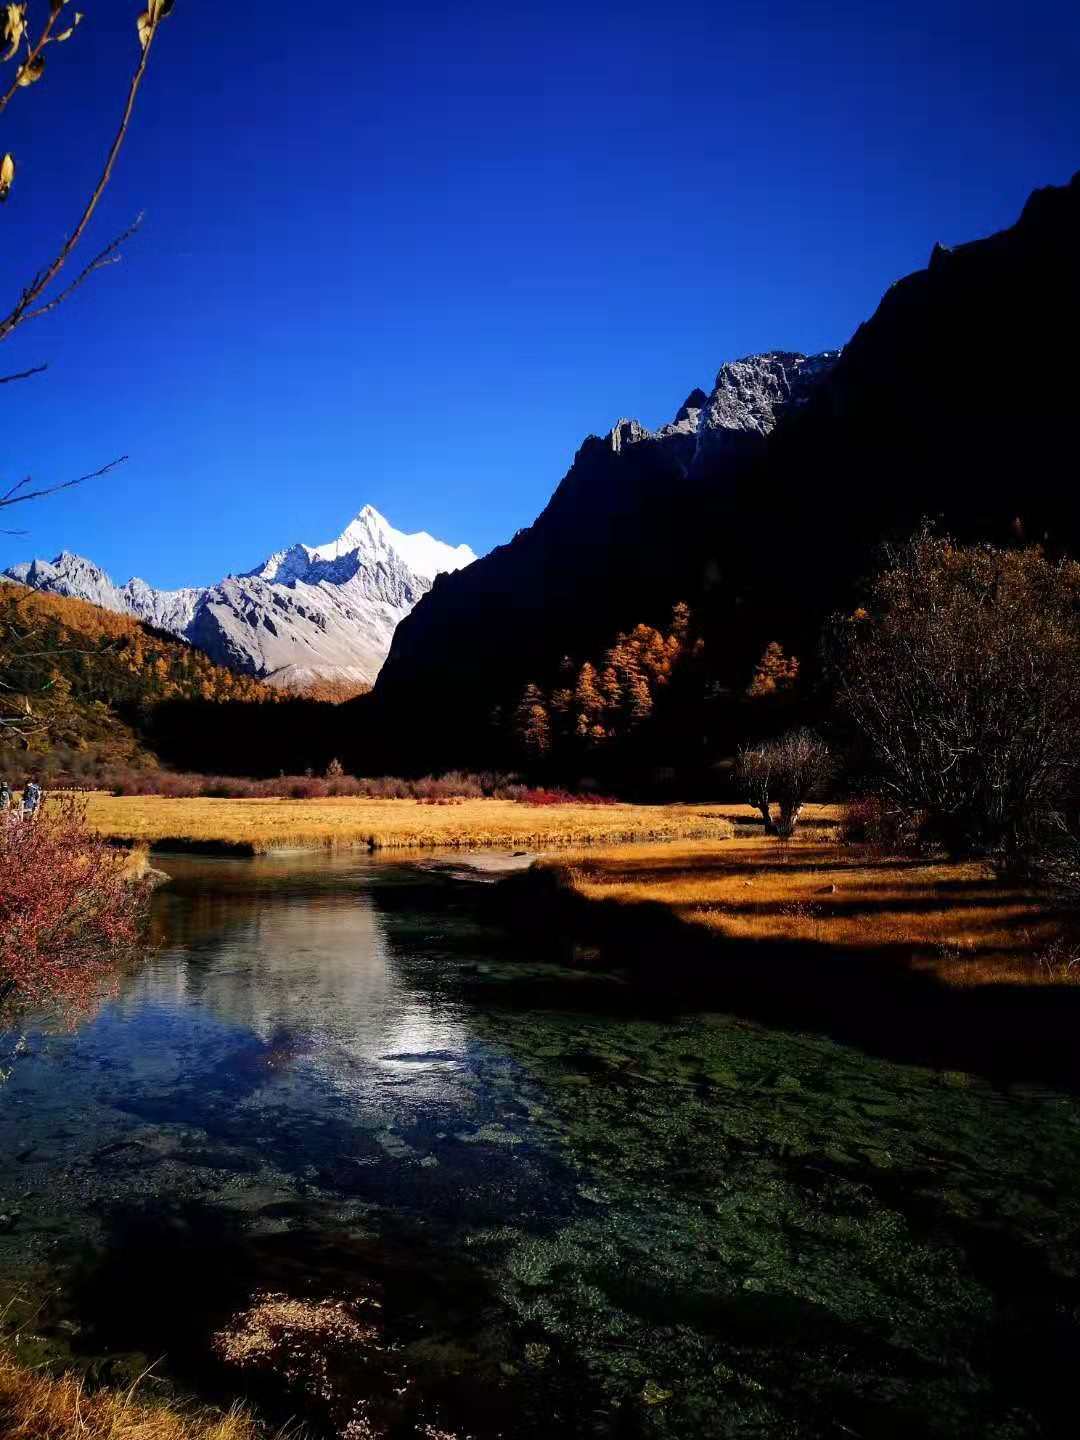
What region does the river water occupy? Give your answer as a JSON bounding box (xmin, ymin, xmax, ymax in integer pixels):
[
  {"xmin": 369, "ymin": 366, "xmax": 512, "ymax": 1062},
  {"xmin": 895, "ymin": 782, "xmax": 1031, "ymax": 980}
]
[{"xmin": 1, "ymin": 853, "xmax": 1079, "ymax": 1438}]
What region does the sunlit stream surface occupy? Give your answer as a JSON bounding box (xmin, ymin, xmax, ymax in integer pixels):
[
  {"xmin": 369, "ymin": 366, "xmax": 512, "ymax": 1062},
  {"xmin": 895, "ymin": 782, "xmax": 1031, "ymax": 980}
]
[{"xmin": 2, "ymin": 854, "xmax": 1080, "ymax": 1439}]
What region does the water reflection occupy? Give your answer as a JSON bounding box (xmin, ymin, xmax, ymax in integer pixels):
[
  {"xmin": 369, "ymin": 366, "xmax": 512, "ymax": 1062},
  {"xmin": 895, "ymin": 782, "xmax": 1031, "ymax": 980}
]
[
  {"xmin": 3, "ymin": 854, "xmax": 1080, "ymax": 1439},
  {"xmin": 135, "ymin": 878, "xmax": 469, "ymax": 1101}
]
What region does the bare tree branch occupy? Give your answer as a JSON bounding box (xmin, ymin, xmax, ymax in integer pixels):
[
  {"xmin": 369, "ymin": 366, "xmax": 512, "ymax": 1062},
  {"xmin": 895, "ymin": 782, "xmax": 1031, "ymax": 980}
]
[
  {"xmin": 0, "ymin": 363, "xmax": 47, "ymax": 385},
  {"xmin": 21, "ymin": 215, "xmax": 143, "ymax": 325},
  {"xmin": 0, "ymin": 456, "xmax": 128, "ymax": 511},
  {"xmin": 0, "ymin": 475, "xmax": 33, "ymax": 504},
  {"xmin": 0, "ymin": 20, "xmax": 163, "ymax": 342}
]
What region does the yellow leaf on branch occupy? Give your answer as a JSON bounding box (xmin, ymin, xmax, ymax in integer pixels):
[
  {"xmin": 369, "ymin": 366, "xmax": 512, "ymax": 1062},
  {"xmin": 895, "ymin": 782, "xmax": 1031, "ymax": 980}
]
[{"xmin": 1, "ymin": 3, "xmax": 26, "ymax": 63}]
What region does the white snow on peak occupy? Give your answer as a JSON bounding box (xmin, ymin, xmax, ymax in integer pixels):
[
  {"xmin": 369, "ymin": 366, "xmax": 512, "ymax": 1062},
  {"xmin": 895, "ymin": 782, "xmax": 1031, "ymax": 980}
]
[
  {"xmin": 3, "ymin": 503, "xmax": 476, "ymax": 688},
  {"xmin": 311, "ymin": 505, "xmax": 476, "ymax": 582}
]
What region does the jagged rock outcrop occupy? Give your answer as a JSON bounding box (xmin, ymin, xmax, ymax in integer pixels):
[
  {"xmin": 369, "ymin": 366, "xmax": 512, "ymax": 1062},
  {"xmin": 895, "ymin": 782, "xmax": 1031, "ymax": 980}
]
[
  {"xmin": 375, "ymin": 171, "xmax": 1080, "ymax": 770},
  {"xmin": 5, "ymin": 506, "xmax": 475, "ymax": 688}
]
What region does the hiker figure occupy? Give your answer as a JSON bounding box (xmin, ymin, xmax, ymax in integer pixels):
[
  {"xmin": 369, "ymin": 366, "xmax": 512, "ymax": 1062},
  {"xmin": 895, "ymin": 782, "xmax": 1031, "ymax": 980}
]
[
  {"xmin": 0, "ymin": 779, "xmax": 10, "ymax": 814},
  {"xmin": 22, "ymin": 777, "xmax": 42, "ymax": 822}
]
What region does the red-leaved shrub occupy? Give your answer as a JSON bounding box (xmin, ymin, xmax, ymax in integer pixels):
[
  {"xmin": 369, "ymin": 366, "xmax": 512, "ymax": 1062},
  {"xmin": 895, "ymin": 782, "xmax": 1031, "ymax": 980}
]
[
  {"xmin": 517, "ymin": 787, "xmax": 618, "ymax": 807},
  {"xmin": 0, "ymin": 800, "xmax": 149, "ymax": 1025}
]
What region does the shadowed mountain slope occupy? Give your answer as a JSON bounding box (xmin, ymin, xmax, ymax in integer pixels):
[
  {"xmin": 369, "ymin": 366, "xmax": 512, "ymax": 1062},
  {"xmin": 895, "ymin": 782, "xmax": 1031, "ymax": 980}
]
[{"xmin": 375, "ymin": 171, "xmax": 1080, "ymax": 769}]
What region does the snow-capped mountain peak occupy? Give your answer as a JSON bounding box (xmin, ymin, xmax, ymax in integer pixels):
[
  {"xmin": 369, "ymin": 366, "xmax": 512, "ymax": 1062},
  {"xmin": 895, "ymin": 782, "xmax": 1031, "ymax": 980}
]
[
  {"xmin": 310, "ymin": 504, "xmax": 476, "ymax": 581},
  {"xmin": 4, "ymin": 506, "xmax": 476, "ymax": 689}
]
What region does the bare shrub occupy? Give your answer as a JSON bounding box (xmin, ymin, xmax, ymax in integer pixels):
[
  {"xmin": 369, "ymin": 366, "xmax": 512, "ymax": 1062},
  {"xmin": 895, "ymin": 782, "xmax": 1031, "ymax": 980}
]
[
  {"xmin": 1033, "ymin": 935, "xmax": 1080, "ymax": 982},
  {"xmin": 1004, "ymin": 818, "xmax": 1080, "ymax": 903},
  {"xmin": 735, "ymin": 728, "xmax": 832, "ymax": 837},
  {"xmin": 840, "ymin": 794, "xmax": 928, "ymax": 853}
]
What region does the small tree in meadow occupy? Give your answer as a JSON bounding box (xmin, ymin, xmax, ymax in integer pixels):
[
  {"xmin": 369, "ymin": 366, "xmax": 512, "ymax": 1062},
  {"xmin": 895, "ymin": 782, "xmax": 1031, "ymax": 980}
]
[{"xmin": 736, "ymin": 728, "xmax": 832, "ymax": 838}]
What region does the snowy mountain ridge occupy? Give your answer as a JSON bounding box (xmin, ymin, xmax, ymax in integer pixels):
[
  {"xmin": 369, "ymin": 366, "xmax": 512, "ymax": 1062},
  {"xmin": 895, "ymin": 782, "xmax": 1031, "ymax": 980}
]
[{"xmin": 4, "ymin": 506, "xmax": 476, "ymax": 689}]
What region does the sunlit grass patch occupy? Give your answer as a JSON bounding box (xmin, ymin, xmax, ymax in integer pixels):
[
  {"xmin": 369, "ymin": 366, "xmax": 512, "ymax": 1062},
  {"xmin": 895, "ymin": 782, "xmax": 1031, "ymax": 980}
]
[
  {"xmin": 0, "ymin": 1351, "xmax": 258, "ymax": 1440},
  {"xmin": 543, "ymin": 829, "xmax": 1074, "ymax": 987},
  {"xmin": 75, "ymin": 794, "xmax": 741, "ymax": 854}
]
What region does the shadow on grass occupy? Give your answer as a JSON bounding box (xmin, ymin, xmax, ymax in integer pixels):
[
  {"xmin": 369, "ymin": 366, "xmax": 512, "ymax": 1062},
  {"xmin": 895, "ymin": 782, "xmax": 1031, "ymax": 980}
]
[
  {"xmin": 489, "ymin": 868, "xmax": 1080, "ymax": 1092},
  {"xmin": 685, "ymin": 893, "xmax": 1027, "ymax": 919},
  {"xmin": 579, "ymin": 853, "xmax": 939, "ymax": 883}
]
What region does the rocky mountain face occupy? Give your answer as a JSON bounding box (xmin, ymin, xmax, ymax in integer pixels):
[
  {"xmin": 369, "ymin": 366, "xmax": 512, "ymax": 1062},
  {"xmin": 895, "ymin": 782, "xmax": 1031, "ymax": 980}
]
[
  {"xmin": 375, "ymin": 171, "xmax": 1080, "ymax": 769},
  {"xmin": 5, "ymin": 507, "xmax": 475, "ymax": 689},
  {"xmin": 372, "ymin": 353, "xmax": 837, "ymax": 758}
]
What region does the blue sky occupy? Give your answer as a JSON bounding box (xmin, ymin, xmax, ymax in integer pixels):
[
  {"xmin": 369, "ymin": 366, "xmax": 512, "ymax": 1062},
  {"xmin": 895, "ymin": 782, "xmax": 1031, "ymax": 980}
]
[{"xmin": 2, "ymin": 0, "xmax": 1078, "ymax": 587}]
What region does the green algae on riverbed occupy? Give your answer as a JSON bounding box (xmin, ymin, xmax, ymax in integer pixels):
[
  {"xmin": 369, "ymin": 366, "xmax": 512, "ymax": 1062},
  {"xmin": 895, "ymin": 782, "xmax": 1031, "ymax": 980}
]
[
  {"xmin": 459, "ymin": 1007, "xmax": 1080, "ymax": 1437},
  {"xmin": 3, "ymin": 853, "xmax": 1080, "ymax": 1438}
]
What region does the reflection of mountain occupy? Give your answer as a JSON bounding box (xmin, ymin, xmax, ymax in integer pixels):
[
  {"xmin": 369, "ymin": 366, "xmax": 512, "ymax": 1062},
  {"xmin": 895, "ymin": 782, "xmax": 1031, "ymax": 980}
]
[{"xmin": 132, "ymin": 882, "xmax": 468, "ymax": 1092}]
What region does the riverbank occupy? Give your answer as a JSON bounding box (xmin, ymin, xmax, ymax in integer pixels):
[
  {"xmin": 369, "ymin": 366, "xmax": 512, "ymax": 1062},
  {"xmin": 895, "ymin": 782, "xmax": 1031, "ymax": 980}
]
[
  {"xmin": 501, "ymin": 833, "xmax": 1080, "ymax": 1086},
  {"xmin": 539, "ymin": 835, "xmax": 1071, "ymax": 987},
  {"xmin": 78, "ymin": 793, "xmax": 744, "ymax": 854}
]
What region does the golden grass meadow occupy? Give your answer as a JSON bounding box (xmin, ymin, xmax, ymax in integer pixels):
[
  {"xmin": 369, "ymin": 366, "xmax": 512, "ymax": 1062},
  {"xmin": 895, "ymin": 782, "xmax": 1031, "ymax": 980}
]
[
  {"xmin": 540, "ymin": 827, "xmax": 1074, "ymax": 988},
  {"xmin": 78, "ymin": 790, "xmax": 1072, "ymax": 991},
  {"xmin": 76, "ymin": 793, "xmax": 743, "ymax": 853},
  {"xmin": 71, "ymin": 794, "xmax": 1074, "ymax": 990}
]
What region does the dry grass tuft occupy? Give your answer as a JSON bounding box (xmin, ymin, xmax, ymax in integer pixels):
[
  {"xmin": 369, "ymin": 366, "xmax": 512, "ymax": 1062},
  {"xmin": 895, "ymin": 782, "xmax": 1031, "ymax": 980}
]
[
  {"xmin": 211, "ymin": 1293, "xmax": 461, "ymax": 1440},
  {"xmin": 213, "ymin": 1292, "xmax": 381, "ymax": 1383},
  {"xmin": 0, "ymin": 1352, "xmax": 258, "ymax": 1440},
  {"xmin": 78, "ymin": 794, "xmax": 740, "ymax": 854},
  {"xmin": 545, "ymin": 827, "xmax": 1076, "ymax": 988}
]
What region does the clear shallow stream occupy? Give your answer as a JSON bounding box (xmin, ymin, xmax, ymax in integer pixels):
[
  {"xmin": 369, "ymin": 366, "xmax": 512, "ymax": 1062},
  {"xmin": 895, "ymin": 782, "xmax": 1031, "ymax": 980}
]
[{"xmin": 2, "ymin": 853, "xmax": 1079, "ymax": 1439}]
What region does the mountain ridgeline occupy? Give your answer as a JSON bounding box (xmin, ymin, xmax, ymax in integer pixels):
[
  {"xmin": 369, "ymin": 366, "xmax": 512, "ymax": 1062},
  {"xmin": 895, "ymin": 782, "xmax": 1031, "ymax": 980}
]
[
  {"xmin": 6, "ymin": 507, "xmax": 475, "ymax": 690},
  {"xmin": 372, "ymin": 171, "xmax": 1080, "ymax": 774},
  {"xmin": 4, "ymin": 173, "xmax": 1077, "ymax": 785}
]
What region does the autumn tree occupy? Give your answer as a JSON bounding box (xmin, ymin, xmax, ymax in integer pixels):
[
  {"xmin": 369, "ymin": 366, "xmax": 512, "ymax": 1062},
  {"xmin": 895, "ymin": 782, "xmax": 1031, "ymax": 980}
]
[
  {"xmin": 573, "ymin": 662, "xmax": 603, "ymax": 740},
  {"xmin": 828, "ymin": 530, "xmax": 1080, "ymax": 855},
  {"xmin": 747, "ymin": 641, "xmax": 799, "ymax": 699},
  {"xmin": 513, "ymin": 682, "xmax": 551, "ymax": 757},
  {"xmin": 669, "ymin": 600, "xmax": 690, "ymax": 643},
  {"xmin": 508, "ymin": 603, "xmax": 701, "ymax": 768},
  {"xmin": 0, "ymin": 586, "xmax": 274, "ymax": 765}
]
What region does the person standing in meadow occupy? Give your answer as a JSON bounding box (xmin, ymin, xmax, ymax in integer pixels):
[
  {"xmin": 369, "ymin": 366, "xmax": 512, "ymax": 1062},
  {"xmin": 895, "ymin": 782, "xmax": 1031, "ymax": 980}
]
[{"xmin": 21, "ymin": 778, "xmax": 42, "ymax": 823}]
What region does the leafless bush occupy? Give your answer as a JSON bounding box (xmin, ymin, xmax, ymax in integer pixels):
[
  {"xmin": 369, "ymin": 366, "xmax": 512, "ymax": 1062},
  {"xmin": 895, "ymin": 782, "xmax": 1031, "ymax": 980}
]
[
  {"xmin": 1033, "ymin": 935, "xmax": 1080, "ymax": 982},
  {"xmin": 840, "ymin": 794, "xmax": 930, "ymax": 853},
  {"xmin": 1002, "ymin": 815, "xmax": 1080, "ymax": 903},
  {"xmin": 735, "ymin": 728, "xmax": 832, "ymax": 838}
]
